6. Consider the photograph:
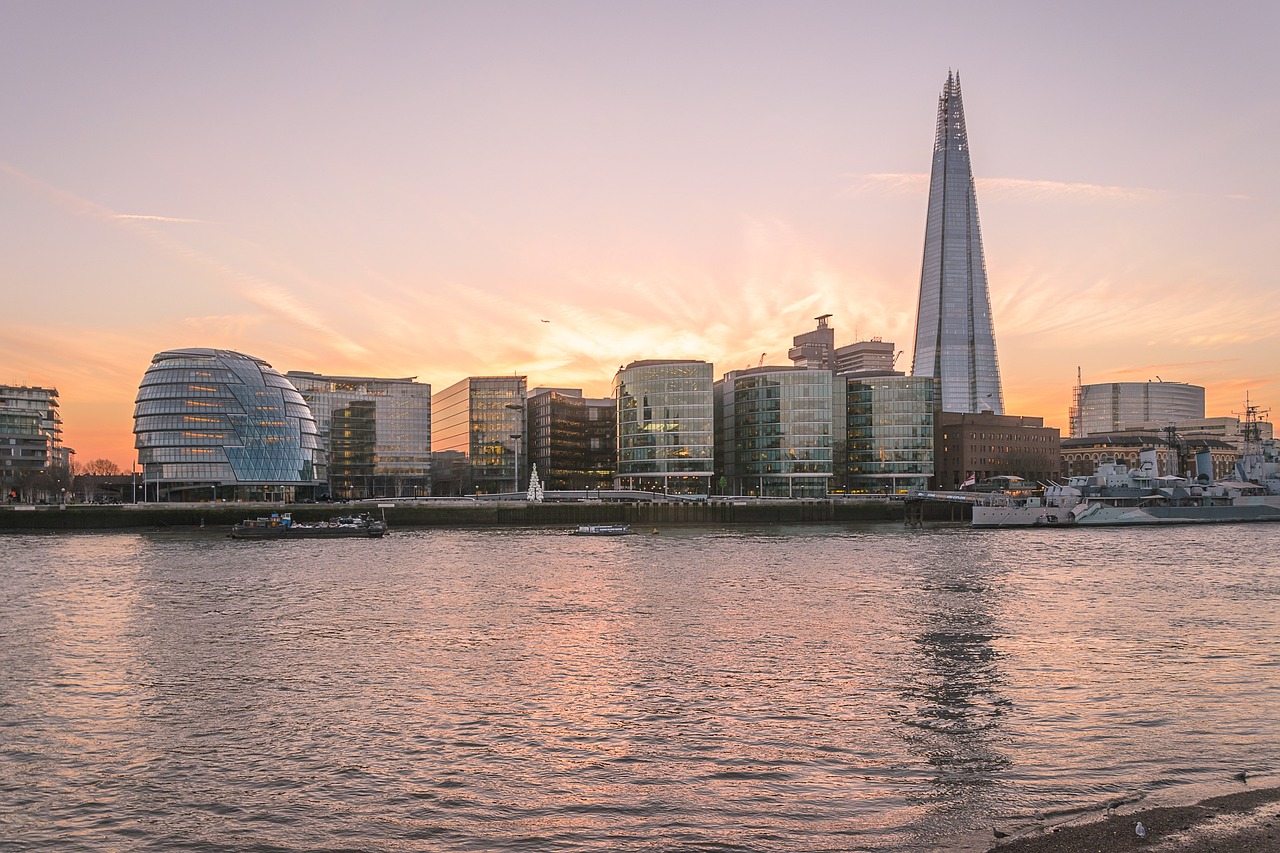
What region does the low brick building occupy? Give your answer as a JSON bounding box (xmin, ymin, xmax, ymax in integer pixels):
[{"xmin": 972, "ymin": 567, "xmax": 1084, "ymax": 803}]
[{"xmin": 935, "ymin": 412, "xmax": 1060, "ymax": 490}]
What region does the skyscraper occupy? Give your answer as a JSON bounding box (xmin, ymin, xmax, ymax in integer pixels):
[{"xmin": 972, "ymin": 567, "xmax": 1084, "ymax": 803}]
[{"xmin": 911, "ymin": 72, "xmax": 1004, "ymax": 414}]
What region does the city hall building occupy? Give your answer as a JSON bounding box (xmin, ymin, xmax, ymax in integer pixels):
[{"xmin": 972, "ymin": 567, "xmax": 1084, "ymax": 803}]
[{"xmin": 132, "ymin": 348, "xmax": 325, "ymax": 501}]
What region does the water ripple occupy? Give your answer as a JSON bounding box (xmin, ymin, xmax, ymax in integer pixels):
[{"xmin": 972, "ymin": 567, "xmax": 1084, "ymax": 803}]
[{"xmin": 1, "ymin": 524, "xmax": 1278, "ymax": 850}]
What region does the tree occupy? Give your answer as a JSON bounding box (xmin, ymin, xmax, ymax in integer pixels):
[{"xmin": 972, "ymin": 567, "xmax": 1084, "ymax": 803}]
[{"xmin": 81, "ymin": 458, "xmax": 123, "ymax": 476}]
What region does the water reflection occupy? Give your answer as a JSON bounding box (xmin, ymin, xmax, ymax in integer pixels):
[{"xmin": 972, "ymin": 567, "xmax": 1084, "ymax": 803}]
[
  {"xmin": 890, "ymin": 530, "xmax": 1012, "ymax": 834},
  {"xmin": 2, "ymin": 526, "xmax": 1280, "ymax": 852}
]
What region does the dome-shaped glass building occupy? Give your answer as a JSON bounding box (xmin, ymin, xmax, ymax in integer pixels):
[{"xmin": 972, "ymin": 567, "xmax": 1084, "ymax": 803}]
[{"xmin": 133, "ymin": 348, "xmax": 325, "ymax": 501}]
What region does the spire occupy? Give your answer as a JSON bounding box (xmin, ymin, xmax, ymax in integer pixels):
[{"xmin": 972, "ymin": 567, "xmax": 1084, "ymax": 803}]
[{"xmin": 910, "ymin": 71, "xmax": 1004, "ymax": 414}]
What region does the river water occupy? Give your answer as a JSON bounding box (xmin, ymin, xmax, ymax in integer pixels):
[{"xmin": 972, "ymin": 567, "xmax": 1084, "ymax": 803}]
[{"xmin": 1, "ymin": 523, "xmax": 1277, "ymax": 851}]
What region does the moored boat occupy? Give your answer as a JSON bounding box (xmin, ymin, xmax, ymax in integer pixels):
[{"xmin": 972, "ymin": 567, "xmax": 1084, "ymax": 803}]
[
  {"xmin": 231, "ymin": 512, "xmax": 388, "ymax": 539},
  {"xmin": 972, "ymin": 463, "xmax": 1280, "ymax": 528},
  {"xmin": 570, "ymin": 524, "xmax": 634, "ymax": 536}
]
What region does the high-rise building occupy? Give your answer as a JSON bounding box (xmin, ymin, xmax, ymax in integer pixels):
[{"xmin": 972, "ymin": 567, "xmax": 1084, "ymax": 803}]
[
  {"xmin": 834, "ymin": 339, "xmax": 898, "ymax": 376},
  {"xmin": 523, "ymin": 388, "xmax": 618, "ymax": 492},
  {"xmin": 715, "ymin": 366, "xmax": 833, "ymax": 497},
  {"xmin": 0, "ymin": 381, "xmax": 69, "ymax": 502},
  {"xmin": 841, "ymin": 375, "xmax": 937, "ymax": 493},
  {"xmin": 0, "ymin": 384, "xmax": 67, "ymax": 503},
  {"xmin": 285, "ymin": 372, "xmax": 432, "ymax": 499},
  {"xmin": 1070, "ymin": 380, "xmax": 1206, "ymax": 437},
  {"xmin": 613, "ymin": 360, "xmax": 714, "ymax": 494},
  {"xmin": 132, "ymin": 349, "xmax": 325, "ymax": 501},
  {"xmin": 430, "ymin": 376, "xmax": 526, "ymax": 495},
  {"xmin": 911, "ymin": 72, "xmax": 1004, "ymax": 414}
]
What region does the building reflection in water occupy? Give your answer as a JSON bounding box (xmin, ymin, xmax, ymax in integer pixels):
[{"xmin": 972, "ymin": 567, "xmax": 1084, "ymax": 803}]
[{"xmin": 889, "ymin": 535, "xmax": 1013, "ymax": 820}]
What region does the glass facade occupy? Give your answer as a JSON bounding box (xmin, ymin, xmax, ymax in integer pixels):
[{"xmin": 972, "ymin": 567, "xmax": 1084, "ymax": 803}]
[
  {"xmin": 843, "ymin": 376, "xmax": 936, "ymax": 493},
  {"xmin": 614, "ymin": 360, "xmax": 714, "ymax": 494},
  {"xmin": 430, "ymin": 376, "xmax": 526, "ymax": 494},
  {"xmin": 524, "ymin": 389, "xmax": 618, "ymax": 491},
  {"xmin": 133, "ymin": 349, "xmax": 324, "ymax": 501},
  {"xmin": 286, "ymin": 372, "xmax": 432, "ymax": 499},
  {"xmin": 716, "ymin": 367, "xmax": 832, "ymax": 497},
  {"xmin": 911, "ymin": 72, "xmax": 1004, "ymax": 415},
  {"xmin": 1070, "ymin": 381, "xmax": 1206, "ymax": 437}
]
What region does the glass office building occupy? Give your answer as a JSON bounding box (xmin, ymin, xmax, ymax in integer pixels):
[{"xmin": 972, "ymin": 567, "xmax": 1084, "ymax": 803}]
[
  {"xmin": 716, "ymin": 367, "xmax": 832, "ymax": 497},
  {"xmin": 843, "ymin": 375, "xmax": 936, "ymax": 492},
  {"xmin": 525, "ymin": 388, "xmax": 616, "ymax": 491},
  {"xmin": 133, "ymin": 348, "xmax": 324, "ymax": 501},
  {"xmin": 430, "ymin": 376, "xmax": 526, "ymax": 495},
  {"xmin": 286, "ymin": 372, "xmax": 432, "ymax": 499},
  {"xmin": 1069, "ymin": 381, "xmax": 1206, "ymax": 437},
  {"xmin": 911, "ymin": 72, "xmax": 1004, "ymax": 415},
  {"xmin": 614, "ymin": 360, "xmax": 714, "ymax": 494}
]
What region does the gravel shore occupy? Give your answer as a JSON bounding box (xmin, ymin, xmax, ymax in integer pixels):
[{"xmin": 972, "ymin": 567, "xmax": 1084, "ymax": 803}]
[{"xmin": 986, "ymin": 785, "xmax": 1280, "ymax": 852}]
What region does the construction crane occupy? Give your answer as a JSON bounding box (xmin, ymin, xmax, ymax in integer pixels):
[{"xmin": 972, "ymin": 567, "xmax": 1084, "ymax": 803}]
[{"xmin": 758, "ymin": 353, "xmax": 766, "ymax": 368}]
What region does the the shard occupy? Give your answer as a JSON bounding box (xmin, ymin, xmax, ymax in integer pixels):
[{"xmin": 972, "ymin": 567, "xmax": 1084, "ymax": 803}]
[{"xmin": 910, "ymin": 72, "xmax": 1004, "ymax": 414}]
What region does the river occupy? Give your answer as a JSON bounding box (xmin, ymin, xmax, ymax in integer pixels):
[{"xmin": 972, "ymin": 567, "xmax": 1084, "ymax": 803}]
[{"xmin": 1, "ymin": 523, "xmax": 1277, "ymax": 851}]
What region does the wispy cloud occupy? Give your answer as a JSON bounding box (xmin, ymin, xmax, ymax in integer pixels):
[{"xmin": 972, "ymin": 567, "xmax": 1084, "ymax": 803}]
[
  {"xmin": 113, "ymin": 213, "xmax": 220, "ymax": 224},
  {"xmin": 842, "ymin": 172, "xmax": 1169, "ymax": 203},
  {"xmin": 1, "ymin": 160, "xmax": 371, "ymax": 361}
]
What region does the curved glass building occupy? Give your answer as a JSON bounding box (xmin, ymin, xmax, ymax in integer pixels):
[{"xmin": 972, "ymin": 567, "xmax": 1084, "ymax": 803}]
[
  {"xmin": 613, "ymin": 360, "xmax": 714, "ymax": 494},
  {"xmin": 133, "ymin": 348, "xmax": 324, "ymax": 501}
]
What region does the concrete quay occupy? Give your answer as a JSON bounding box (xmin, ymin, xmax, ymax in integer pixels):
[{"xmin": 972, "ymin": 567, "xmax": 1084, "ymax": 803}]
[{"xmin": 0, "ymin": 496, "xmax": 973, "ymax": 531}]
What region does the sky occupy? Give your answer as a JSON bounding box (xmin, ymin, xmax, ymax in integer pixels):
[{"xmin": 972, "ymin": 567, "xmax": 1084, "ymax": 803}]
[{"xmin": 3, "ymin": 1, "xmax": 1277, "ymax": 468}]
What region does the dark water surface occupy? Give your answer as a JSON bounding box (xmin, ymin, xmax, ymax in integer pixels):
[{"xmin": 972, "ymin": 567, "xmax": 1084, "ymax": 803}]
[{"xmin": 1, "ymin": 524, "xmax": 1277, "ymax": 851}]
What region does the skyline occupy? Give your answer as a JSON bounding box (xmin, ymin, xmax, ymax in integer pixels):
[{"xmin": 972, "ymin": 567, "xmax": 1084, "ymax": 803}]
[{"xmin": 3, "ymin": 2, "xmax": 1278, "ymax": 467}]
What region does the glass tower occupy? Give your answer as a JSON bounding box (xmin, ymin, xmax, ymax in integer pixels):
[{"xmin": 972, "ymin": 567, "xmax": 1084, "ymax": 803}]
[{"xmin": 911, "ymin": 72, "xmax": 1004, "ymax": 415}]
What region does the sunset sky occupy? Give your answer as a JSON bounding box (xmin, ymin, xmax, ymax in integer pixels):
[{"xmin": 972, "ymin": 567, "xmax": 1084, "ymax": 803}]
[{"xmin": 3, "ymin": 1, "xmax": 1277, "ymax": 468}]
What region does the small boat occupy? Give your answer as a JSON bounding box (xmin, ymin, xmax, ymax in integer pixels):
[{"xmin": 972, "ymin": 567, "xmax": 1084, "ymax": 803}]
[
  {"xmin": 231, "ymin": 512, "xmax": 388, "ymax": 539},
  {"xmin": 571, "ymin": 524, "xmax": 634, "ymax": 536}
]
